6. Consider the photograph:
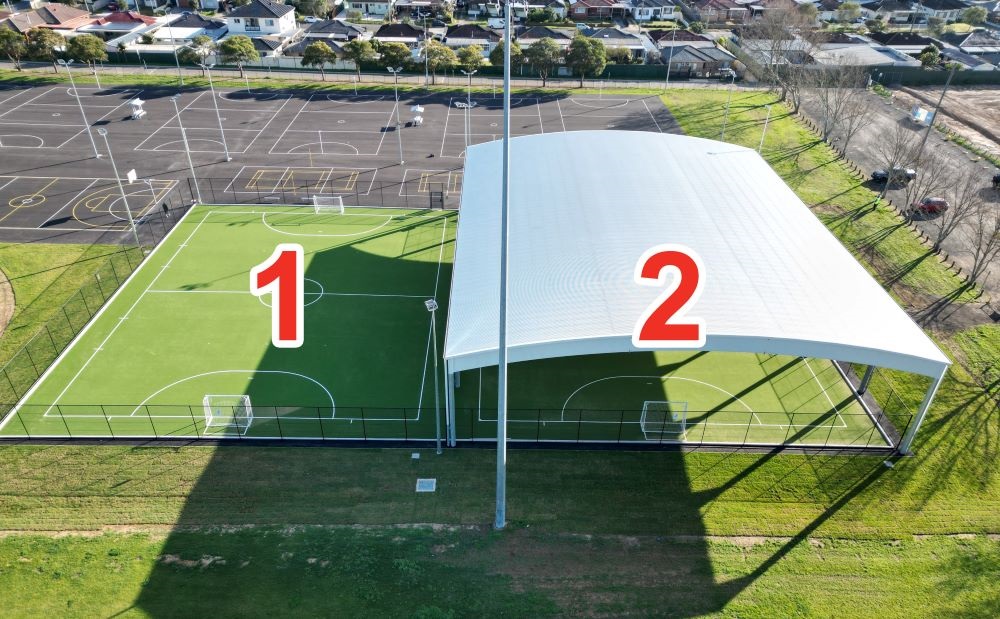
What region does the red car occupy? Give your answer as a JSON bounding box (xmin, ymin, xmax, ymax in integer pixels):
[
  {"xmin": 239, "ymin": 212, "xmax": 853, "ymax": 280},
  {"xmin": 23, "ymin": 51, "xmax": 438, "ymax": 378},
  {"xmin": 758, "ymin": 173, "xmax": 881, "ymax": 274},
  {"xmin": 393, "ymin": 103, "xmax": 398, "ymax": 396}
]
[{"xmin": 911, "ymin": 197, "xmax": 950, "ymax": 214}]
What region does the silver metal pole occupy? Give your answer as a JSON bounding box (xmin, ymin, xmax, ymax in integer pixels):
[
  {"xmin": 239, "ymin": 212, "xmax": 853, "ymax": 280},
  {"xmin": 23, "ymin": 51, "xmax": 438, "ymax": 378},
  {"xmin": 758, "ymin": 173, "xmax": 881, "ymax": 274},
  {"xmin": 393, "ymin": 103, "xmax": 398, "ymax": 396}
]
[
  {"xmin": 388, "ymin": 67, "xmax": 404, "ymax": 165},
  {"xmin": 97, "ymin": 128, "xmax": 141, "ymax": 248},
  {"xmin": 898, "ymin": 369, "xmax": 946, "ymax": 454},
  {"xmin": 171, "ymin": 95, "xmax": 202, "ymax": 203},
  {"xmin": 424, "ymin": 17, "xmax": 430, "ymax": 87},
  {"xmin": 168, "ymin": 20, "xmax": 183, "ymax": 86},
  {"xmin": 426, "ymin": 300, "xmax": 442, "ymax": 455},
  {"xmin": 720, "ymin": 72, "xmax": 736, "ymax": 140},
  {"xmin": 758, "ymin": 105, "xmax": 771, "ymax": 154},
  {"xmin": 914, "ymin": 63, "xmax": 956, "ymax": 164},
  {"xmin": 461, "ymin": 69, "xmax": 476, "ymax": 149},
  {"xmin": 60, "ymin": 60, "xmax": 101, "ymax": 159},
  {"xmin": 663, "ymin": 27, "xmax": 676, "ymax": 91},
  {"xmin": 495, "ymin": 1, "xmax": 511, "ymax": 532},
  {"xmin": 201, "ymin": 64, "xmax": 231, "ymax": 162}
]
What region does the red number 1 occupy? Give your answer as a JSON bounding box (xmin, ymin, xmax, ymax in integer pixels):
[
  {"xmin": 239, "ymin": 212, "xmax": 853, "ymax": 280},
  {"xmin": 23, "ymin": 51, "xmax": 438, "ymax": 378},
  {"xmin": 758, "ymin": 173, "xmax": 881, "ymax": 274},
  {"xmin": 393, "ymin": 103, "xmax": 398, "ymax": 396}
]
[
  {"xmin": 632, "ymin": 244, "xmax": 706, "ymax": 349},
  {"xmin": 250, "ymin": 244, "xmax": 304, "ymax": 348}
]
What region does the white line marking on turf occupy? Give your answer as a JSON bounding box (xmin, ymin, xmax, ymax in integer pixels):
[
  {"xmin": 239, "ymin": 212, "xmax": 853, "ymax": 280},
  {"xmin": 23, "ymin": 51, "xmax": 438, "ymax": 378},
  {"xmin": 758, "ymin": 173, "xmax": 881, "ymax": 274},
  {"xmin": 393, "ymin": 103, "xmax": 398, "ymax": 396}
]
[
  {"xmin": 146, "ymin": 289, "xmax": 429, "ymax": 298},
  {"xmin": 803, "ymin": 358, "xmax": 847, "ymax": 428},
  {"xmin": 260, "ymin": 212, "xmax": 395, "ymax": 237},
  {"xmin": 415, "ymin": 216, "xmax": 450, "ymax": 416},
  {"xmin": 128, "ymin": 370, "xmax": 335, "ymax": 418}
]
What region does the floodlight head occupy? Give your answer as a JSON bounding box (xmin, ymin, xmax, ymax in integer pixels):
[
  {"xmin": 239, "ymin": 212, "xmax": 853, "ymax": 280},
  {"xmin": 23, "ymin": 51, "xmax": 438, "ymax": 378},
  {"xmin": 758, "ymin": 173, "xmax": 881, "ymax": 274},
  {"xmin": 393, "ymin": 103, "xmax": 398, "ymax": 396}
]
[
  {"xmin": 424, "ymin": 299, "xmax": 438, "ymax": 312},
  {"xmin": 96, "ymin": 128, "xmax": 107, "ymax": 136},
  {"xmin": 57, "ymin": 59, "xmax": 70, "ymax": 66}
]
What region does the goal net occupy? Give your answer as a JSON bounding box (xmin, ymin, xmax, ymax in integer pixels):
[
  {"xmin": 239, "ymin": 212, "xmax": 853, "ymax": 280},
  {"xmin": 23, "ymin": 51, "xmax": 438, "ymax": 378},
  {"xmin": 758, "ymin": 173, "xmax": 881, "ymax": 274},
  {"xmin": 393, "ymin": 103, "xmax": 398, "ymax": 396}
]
[
  {"xmin": 640, "ymin": 401, "xmax": 687, "ymax": 441},
  {"xmin": 313, "ymin": 195, "xmax": 344, "ymax": 214},
  {"xmin": 203, "ymin": 395, "xmax": 253, "ymax": 435}
]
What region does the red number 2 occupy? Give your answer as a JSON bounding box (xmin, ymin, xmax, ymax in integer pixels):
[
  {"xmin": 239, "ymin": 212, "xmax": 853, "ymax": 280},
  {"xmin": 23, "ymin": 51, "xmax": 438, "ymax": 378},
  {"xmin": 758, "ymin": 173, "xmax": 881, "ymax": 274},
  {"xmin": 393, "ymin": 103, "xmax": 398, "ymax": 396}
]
[
  {"xmin": 250, "ymin": 244, "xmax": 304, "ymax": 348},
  {"xmin": 632, "ymin": 244, "xmax": 706, "ymax": 349}
]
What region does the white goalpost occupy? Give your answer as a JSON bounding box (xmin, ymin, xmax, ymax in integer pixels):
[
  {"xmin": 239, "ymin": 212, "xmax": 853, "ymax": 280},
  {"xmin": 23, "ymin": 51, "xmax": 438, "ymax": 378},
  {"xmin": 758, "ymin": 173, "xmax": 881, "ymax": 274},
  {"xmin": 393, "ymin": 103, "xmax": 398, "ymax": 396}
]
[
  {"xmin": 640, "ymin": 401, "xmax": 687, "ymax": 441},
  {"xmin": 203, "ymin": 394, "xmax": 253, "ymax": 435},
  {"xmin": 313, "ymin": 195, "xmax": 345, "ymax": 214}
]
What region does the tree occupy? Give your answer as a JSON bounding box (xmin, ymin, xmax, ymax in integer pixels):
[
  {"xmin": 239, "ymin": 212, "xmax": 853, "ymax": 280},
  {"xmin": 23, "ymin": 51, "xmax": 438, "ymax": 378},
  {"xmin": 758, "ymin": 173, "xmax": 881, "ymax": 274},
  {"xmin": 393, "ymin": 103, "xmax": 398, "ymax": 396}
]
[
  {"xmin": 301, "ymin": 40, "xmax": 335, "ymax": 80},
  {"xmin": 919, "ymin": 44, "xmax": 940, "ymax": 68},
  {"xmin": 0, "ymin": 29, "xmax": 26, "ymax": 71},
  {"xmin": 116, "ymin": 41, "xmax": 126, "ymax": 63},
  {"xmin": 923, "ymin": 168, "xmax": 982, "ymax": 251},
  {"xmin": 837, "ymin": 1, "xmax": 861, "ymax": 22},
  {"xmin": 342, "ymin": 38, "xmax": 375, "ymax": 79},
  {"xmin": 963, "ymin": 199, "xmax": 1000, "ymax": 285},
  {"xmin": 26, "ymin": 28, "xmax": 64, "ymax": 73},
  {"xmin": 961, "ymin": 6, "xmax": 987, "ymax": 25},
  {"xmin": 797, "ymin": 2, "xmax": 817, "ymax": 21},
  {"xmin": 525, "ymin": 37, "xmax": 561, "ymax": 87},
  {"xmin": 689, "ymin": 21, "xmax": 705, "ymax": 34},
  {"xmin": 873, "ymin": 124, "xmax": 918, "ymax": 201},
  {"xmin": 566, "ymin": 34, "xmax": 606, "ymax": 87},
  {"xmin": 489, "ymin": 40, "xmax": 522, "ymax": 67},
  {"xmin": 457, "ymin": 44, "xmax": 485, "ymax": 72},
  {"xmin": 605, "ymin": 46, "xmax": 632, "ymax": 65},
  {"xmin": 526, "ymin": 7, "xmax": 556, "ymax": 23},
  {"xmin": 189, "ymin": 0, "xmax": 200, "ymax": 10},
  {"xmin": 219, "ymin": 35, "xmax": 259, "ymax": 78},
  {"xmin": 837, "ymin": 84, "xmax": 875, "ymax": 152},
  {"xmin": 423, "ymin": 40, "xmax": 456, "ymax": 84},
  {"xmin": 927, "ymin": 16, "xmax": 945, "ymax": 37},
  {"xmin": 378, "ymin": 41, "xmax": 411, "ymax": 69},
  {"xmin": 865, "ymin": 18, "xmax": 885, "ymax": 33},
  {"xmin": 739, "ymin": 9, "xmax": 820, "ymax": 112},
  {"xmin": 178, "ymin": 35, "xmax": 216, "ymax": 74},
  {"xmin": 809, "ymin": 65, "xmax": 869, "ymax": 141},
  {"xmin": 67, "ymin": 34, "xmax": 107, "ymax": 73}
]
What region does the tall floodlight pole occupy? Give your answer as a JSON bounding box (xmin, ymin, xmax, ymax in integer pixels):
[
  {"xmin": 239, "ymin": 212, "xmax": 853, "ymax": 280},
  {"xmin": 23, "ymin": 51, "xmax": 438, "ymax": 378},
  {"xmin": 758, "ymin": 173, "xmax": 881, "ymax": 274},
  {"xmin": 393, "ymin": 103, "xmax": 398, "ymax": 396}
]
[
  {"xmin": 58, "ymin": 60, "xmax": 101, "ymax": 159},
  {"xmin": 914, "ymin": 63, "xmax": 956, "ymax": 165},
  {"xmin": 425, "ymin": 299, "xmax": 442, "ymax": 455},
  {"xmin": 461, "ymin": 69, "xmax": 477, "ymax": 149},
  {"xmin": 96, "ymin": 128, "xmax": 141, "ymax": 248},
  {"xmin": 758, "ymin": 104, "xmax": 771, "ymax": 154},
  {"xmin": 167, "ymin": 18, "xmax": 184, "ymax": 86},
  {"xmin": 495, "ymin": 0, "xmax": 512, "ymax": 532},
  {"xmin": 719, "ymin": 71, "xmax": 737, "ymax": 140},
  {"xmin": 662, "ymin": 26, "xmax": 676, "ymax": 92},
  {"xmin": 198, "ymin": 63, "xmax": 232, "ymax": 161},
  {"xmin": 388, "ymin": 67, "xmax": 405, "ymax": 165},
  {"xmin": 423, "ymin": 18, "xmax": 430, "ymax": 87},
  {"xmin": 171, "ymin": 95, "xmax": 202, "ymax": 204}
]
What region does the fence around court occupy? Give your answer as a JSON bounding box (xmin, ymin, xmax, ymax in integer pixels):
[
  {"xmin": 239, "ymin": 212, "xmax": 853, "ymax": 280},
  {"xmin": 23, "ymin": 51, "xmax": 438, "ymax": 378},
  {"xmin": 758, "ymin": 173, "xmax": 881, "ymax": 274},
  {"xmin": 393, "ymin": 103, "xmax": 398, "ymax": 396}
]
[
  {"xmin": 0, "ymin": 403, "xmax": 910, "ymax": 451},
  {"xmin": 190, "ymin": 177, "xmax": 460, "ymax": 210}
]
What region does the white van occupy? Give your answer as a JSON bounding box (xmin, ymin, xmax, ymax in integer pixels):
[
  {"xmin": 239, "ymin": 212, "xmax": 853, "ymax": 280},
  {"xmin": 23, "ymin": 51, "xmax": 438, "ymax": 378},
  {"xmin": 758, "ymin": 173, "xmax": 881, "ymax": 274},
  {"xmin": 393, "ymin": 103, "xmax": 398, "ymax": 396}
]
[{"xmin": 487, "ymin": 17, "xmax": 505, "ymax": 28}]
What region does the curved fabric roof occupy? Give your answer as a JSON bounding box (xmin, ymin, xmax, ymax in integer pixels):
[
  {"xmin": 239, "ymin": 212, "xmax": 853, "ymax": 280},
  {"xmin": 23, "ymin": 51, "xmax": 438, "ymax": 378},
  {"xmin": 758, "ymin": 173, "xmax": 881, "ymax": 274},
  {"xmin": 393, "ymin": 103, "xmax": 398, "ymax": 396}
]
[{"xmin": 444, "ymin": 130, "xmax": 950, "ymax": 378}]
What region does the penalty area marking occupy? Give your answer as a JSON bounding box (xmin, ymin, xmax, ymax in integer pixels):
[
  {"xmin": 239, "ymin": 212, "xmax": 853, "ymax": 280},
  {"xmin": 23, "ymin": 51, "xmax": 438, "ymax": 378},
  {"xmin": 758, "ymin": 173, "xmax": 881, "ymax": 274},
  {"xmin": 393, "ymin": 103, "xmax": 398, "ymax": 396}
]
[
  {"xmin": 260, "ymin": 211, "xmax": 396, "ymax": 237},
  {"xmin": 567, "ymin": 98, "xmax": 631, "ymax": 109}
]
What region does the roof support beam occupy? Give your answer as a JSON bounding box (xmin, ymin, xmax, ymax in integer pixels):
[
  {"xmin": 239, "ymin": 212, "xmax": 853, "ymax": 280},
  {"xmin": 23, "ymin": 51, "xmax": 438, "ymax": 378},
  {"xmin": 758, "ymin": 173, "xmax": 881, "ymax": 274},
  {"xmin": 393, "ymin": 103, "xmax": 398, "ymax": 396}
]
[{"xmin": 898, "ymin": 367, "xmax": 948, "ymax": 454}]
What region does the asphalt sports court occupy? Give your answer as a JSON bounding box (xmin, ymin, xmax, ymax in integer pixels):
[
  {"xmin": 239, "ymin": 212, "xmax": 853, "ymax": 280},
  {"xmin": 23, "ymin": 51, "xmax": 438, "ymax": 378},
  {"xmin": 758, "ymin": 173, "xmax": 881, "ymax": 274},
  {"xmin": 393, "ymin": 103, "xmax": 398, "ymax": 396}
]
[
  {"xmin": 269, "ymin": 93, "xmax": 399, "ymax": 156},
  {"xmin": 224, "ymin": 166, "xmax": 379, "ymax": 201},
  {"xmin": 0, "ymin": 175, "xmax": 175, "ymax": 233},
  {"xmin": 0, "ymin": 86, "xmax": 141, "ymax": 149},
  {"xmin": 1, "ymin": 204, "xmax": 457, "ymax": 439}
]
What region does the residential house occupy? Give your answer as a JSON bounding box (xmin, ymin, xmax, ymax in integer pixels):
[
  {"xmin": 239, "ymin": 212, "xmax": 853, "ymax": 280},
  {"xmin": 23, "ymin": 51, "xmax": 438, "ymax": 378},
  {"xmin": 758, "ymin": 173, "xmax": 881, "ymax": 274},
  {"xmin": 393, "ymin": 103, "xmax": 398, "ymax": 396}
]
[
  {"xmin": 680, "ymin": 0, "xmax": 750, "ymax": 24},
  {"xmin": 152, "ymin": 12, "xmax": 227, "ymax": 44},
  {"xmin": 569, "ymin": 0, "xmax": 632, "ymax": 19},
  {"xmin": 859, "ymin": 0, "xmax": 920, "ymax": 24},
  {"xmin": 283, "ymin": 38, "xmax": 345, "ymax": 56},
  {"xmin": 815, "ymin": 0, "xmax": 842, "ymax": 21},
  {"xmin": 631, "ymin": 0, "xmax": 680, "ymax": 21},
  {"xmin": 647, "ymin": 28, "xmax": 716, "ymax": 48},
  {"xmin": 75, "ymin": 11, "xmax": 159, "ymax": 41},
  {"xmin": 0, "ymin": 3, "xmax": 90, "ymax": 34},
  {"xmin": 811, "ymin": 44, "xmax": 922, "ymax": 65},
  {"xmin": 866, "ymin": 31, "xmax": 941, "ymax": 56},
  {"xmin": 372, "ymin": 23, "xmax": 426, "ymax": 49},
  {"xmin": 226, "ymin": 0, "xmax": 298, "ymax": 38},
  {"xmin": 939, "ymin": 47, "xmax": 996, "ymax": 69},
  {"xmin": 444, "ymin": 23, "xmax": 500, "ymax": 52},
  {"xmin": 344, "ymin": 0, "xmax": 397, "ymax": 17},
  {"xmin": 301, "ymin": 18, "xmax": 368, "ymax": 42},
  {"xmin": 661, "ymin": 44, "xmax": 735, "ymax": 75},
  {"xmin": 586, "ymin": 27, "xmax": 647, "ymax": 59},
  {"xmin": 940, "ymin": 29, "xmax": 1000, "ymax": 63},
  {"xmin": 917, "ymin": 0, "xmax": 968, "ymax": 21},
  {"xmin": 748, "ymin": 0, "xmax": 800, "ymax": 19},
  {"xmin": 515, "ymin": 25, "xmax": 574, "ymax": 49}
]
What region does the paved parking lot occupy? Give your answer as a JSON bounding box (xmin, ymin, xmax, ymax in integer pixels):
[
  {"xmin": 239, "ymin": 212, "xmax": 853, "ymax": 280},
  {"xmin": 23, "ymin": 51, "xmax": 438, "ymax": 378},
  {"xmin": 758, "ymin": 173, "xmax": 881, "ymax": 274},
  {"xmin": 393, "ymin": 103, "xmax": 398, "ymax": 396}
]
[{"xmin": 0, "ymin": 83, "xmax": 678, "ymax": 243}]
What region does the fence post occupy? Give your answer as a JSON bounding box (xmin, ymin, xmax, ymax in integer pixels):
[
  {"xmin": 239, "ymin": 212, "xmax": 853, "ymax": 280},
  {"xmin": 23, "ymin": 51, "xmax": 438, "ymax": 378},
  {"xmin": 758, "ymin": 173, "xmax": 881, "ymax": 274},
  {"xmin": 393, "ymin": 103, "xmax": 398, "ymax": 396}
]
[
  {"xmin": 15, "ymin": 408, "xmax": 30, "ymax": 438},
  {"xmin": 56, "ymin": 405, "xmax": 72, "ymax": 437},
  {"xmin": 100, "ymin": 404, "xmax": 114, "ymax": 437},
  {"xmin": 108, "ymin": 254, "xmax": 121, "ymax": 286},
  {"xmin": 273, "ymin": 407, "xmax": 283, "ymax": 439},
  {"xmin": 741, "ymin": 413, "xmax": 754, "ymax": 445},
  {"xmin": 188, "ymin": 405, "xmax": 201, "ymax": 438},
  {"xmin": 3, "ymin": 368, "xmax": 20, "ymax": 400},
  {"xmin": 536, "ymin": 409, "xmax": 541, "ymax": 442},
  {"xmin": 403, "ymin": 407, "xmax": 408, "ymax": 441},
  {"xmin": 617, "ymin": 410, "xmax": 624, "ymax": 443},
  {"xmin": 144, "ymin": 405, "xmax": 156, "ymax": 437},
  {"xmin": 316, "ymin": 407, "xmax": 325, "ymax": 440},
  {"xmin": 23, "ymin": 344, "xmax": 39, "ymax": 379},
  {"xmin": 44, "ymin": 326, "xmax": 59, "ymax": 356},
  {"xmin": 576, "ymin": 410, "xmax": 583, "ymax": 443},
  {"xmin": 360, "ymin": 407, "xmax": 367, "ymax": 440}
]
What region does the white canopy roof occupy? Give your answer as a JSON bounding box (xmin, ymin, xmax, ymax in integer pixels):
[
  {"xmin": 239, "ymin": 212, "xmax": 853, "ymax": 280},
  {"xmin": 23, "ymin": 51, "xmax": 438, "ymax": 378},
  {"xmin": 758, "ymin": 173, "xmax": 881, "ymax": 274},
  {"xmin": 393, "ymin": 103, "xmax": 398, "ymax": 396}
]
[{"xmin": 444, "ymin": 130, "xmax": 950, "ymax": 378}]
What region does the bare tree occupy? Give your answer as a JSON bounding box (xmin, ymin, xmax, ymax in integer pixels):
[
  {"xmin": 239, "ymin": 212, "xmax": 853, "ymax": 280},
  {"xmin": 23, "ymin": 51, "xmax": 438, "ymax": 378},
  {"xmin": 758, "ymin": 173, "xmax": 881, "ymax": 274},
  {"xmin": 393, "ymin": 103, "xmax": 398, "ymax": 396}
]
[
  {"xmin": 963, "ymin": 203, "xmax": 1000, "ymax": 285},
  {"xmin": 902, "ymin": 150, "xmax": 949, "ymax": 220},
  {"xmin": 925, "ymin": 168, "xmax": 984, "ymax": 252},
  {"xmin": 738, "ymin": 10, "xmax": 820, "ymax": 113},
  {"xmin": 838, "ymin": 87, "xmax": 875, "ymax": 152},
  {"xmin": 873, "ymin": 124, "xmax": 918, "ymax": 200},
  {"xmin": 809, "ymin": 65, "xmax": 869, "ymax": 141}
]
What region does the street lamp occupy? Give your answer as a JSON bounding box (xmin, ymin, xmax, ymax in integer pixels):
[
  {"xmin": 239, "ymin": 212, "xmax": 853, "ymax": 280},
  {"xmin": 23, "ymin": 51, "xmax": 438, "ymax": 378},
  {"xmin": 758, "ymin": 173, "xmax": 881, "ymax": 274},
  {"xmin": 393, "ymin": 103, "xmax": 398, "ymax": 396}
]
[
  {"xmin": 422, "ymin": 18, "xmax": 430, "ymax": 87},
  {"xmin": 719, "ymin": 70, "xmax": 737, "ymax": 141},
  {"xmin": 170, "ymin": 95, "xmax": 202, "ymax": 204},
  {"xmin": 57, "ymin": 59, "xmax": 101, "ymax": 159},
  {"xmin": 96, "ymin": 128, "xmax": 141, "ymax": 248},
  {"xmin": 197, "ymin": 62, "xmax": 232, "ymax": 162},
  {"xmin": 461, "ymin": 69, "xmax": 477, "ymax": 150},
  {"xmin": 167, "ymin": 17, "xmax": 184, "ymax": 86},
  {"xmin": 387, "ymin": 67, "xmax": 405, "ymax": 165},
  {"xmin": 758, "ymin": 105, "xmax": 771, "ymax": 154},
  {"xmin": 425, "ymin": 298, "xmax": 442, "ymax": 455},
  {"xmin": 662, "ymin": 26, "xmax": 676, "ymax": 92}
]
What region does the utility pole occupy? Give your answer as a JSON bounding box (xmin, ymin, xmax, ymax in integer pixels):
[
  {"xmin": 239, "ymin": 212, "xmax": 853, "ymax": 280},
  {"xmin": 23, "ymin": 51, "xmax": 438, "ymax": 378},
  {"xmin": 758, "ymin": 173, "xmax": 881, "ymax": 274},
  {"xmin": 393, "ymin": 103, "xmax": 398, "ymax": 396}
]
[{"xmin": 914, "ymin": 63, "xmax": 956, "ymax": 165}]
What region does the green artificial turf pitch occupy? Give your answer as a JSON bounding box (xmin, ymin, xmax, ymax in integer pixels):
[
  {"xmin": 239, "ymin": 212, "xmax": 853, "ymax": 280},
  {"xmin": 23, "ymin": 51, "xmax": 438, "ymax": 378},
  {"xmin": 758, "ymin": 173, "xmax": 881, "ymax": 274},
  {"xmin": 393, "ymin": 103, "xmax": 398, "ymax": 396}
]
[{"xmin": 0, "ymin": 204, "xmax": 888, "ymax": 447}]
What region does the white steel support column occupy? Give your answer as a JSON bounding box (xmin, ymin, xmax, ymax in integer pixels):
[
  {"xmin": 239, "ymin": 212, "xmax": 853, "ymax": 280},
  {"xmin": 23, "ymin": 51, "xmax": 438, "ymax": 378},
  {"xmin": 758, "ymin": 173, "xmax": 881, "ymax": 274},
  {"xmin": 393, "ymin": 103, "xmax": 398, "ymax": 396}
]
[
  {"xmin": 898, "ymin": 369, "xmax": 947, "ymax": 454},
  {"xmin": 445, "ymin": 361, "xmax": 457, "ymax": 446}
]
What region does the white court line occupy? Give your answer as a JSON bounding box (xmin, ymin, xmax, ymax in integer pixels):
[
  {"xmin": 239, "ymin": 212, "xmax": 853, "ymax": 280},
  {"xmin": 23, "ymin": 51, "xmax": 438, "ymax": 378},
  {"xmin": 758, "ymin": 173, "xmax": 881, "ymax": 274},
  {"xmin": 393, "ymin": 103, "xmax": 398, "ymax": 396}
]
[
  {"xmin": 439, "ymin": 98, "xmax": 453, "ymax": 157},
  {"xmin": 803, "ymin": 358, "xmax": 848, "ymax": 428},
  {"xmin": 53, "ymin": 91, "xmax": 143, "ymax": 150},
  {"xmin": 643, "ymin": 99, "xmax": 663, "ymax": 133},
  {"xmin": 0, "ymin": 87, "xmax": 58, "ymax": 120},
  {"xmin": 268, "ymin": 95, "xmax": 318, "ymax": 155},
  {"xmin": 555, "ymin": 98, "xmax": 568, "ymax": 133},
  {"xmin": 414, "ymin": 215, "xmax": 450, "ymax": 418},
  {"xmin": 147, "ymin": 289, "xmax": 430, "ymax": 298},
  {"xmin": 243, "ymin": 94, "xmax": 292, "ymax": 153},
  {"xmin": 36, "ymin": 178, "xmax": 99, "ymax": 228},
  {"xmin": 261, "ymin": 211, "xmax": 395, "ymax": 237}
]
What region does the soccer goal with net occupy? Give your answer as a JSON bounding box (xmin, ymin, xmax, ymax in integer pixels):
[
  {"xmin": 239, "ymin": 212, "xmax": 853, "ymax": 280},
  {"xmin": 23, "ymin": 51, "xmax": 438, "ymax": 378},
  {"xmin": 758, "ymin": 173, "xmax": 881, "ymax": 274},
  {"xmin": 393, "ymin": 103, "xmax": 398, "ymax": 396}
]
[
  {"xmin": 203, "ymin": 395, "xmax": 253, "ymax": 435},
  {"xmin": 313, "ymin": 195, "xmax": 345, "ymax": 214},
  {"xmin": 640, "ymin": 401, "xmax": 687, "ymax": 441}
]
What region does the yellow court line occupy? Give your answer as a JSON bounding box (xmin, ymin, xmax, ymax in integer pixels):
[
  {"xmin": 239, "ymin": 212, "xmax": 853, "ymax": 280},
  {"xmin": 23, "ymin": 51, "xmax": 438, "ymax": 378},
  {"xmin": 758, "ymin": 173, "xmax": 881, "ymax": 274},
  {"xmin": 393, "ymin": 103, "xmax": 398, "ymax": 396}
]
[
  {"xmin": 245, "ymin": 169, "xmax": 266, "ymax": 190},
  {"xmin": 448, "ymin": 172, "xmax": 462, "ymax": 195},
  {"xmin": 0, "ymin": 177, "xmax": 60, "ymax": 222},
  {"xmin": 331, "ymin": 170, "xmax": 358, "ymax": 191}
]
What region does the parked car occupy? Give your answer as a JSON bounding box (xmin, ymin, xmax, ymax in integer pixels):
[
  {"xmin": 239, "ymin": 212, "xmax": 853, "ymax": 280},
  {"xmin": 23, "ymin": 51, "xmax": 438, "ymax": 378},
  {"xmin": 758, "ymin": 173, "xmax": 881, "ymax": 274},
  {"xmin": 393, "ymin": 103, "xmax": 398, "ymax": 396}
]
[
  {"xmin": 993, "ymin": 173, "xmax": 1000, "ymax": 190},
  {"xmin": 911, "ymin": 197, "xmax": 950, "ymax": 215},
  {"xmin": 719, "ymin": 68, "xmax": 742, "ymax": 82},
  {"xmin": 871, "ymin": 167, "xmax": 916, "ymax": 184},
  {"xmin": 431, "ymin": 18, "xmax": 448, "ymax": 27},
  {"xmin": 303, "ymin": 15, "xmax": 320, "ymax": 22}
]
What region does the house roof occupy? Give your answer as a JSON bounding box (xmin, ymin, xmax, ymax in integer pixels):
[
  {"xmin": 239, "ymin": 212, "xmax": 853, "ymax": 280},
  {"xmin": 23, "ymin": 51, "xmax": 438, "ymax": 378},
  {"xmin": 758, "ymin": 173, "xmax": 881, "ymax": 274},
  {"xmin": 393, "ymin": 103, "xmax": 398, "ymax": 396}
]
[
  {"xmin": 92, "ymin": 11, "xmax": 159, "ymax": 26},
  {"xmin": 860, "ymin": 0, "xmax": 914, "ymax": 11},
  {"xmin": 374, "ymin": 23, "xmax": 425, "ymax": 39},
  {"xmin": 920, "ymin": 0, "xmax": 967, "ymax": 10},
  {"xmin": 36, "ymin": 3, "xmax": 89, "ymax": 24},
  {"xmin": 447, "ymin": 131, "xmax": 950, "ymax": 379},
  {"xmin": 867, "ymin": 31, "xmax": 939, "ymax": 47},
  {"xmin": 304, "ymin": 19, "xmax": 365, "ymax": 36},
  {"xmin": 634, "ymin": 0, "xmax": 675, "ymax": 7},
  {"xmin": 250, "ymin": 35, "xmax": 285, "ymax": 51},
  {"xmin": 284, "ymin": 38, "xmax": 344, "ymax": 55},
  {"xmin": 647, "ymin": 29, "xmax": 712, "ymax": 43},
  {"xmin": 692, "ymin": 0, "xmax": 747, "ymax": 11},
  {"xmin": 227, "ymin": 0, "xmax": 295, "ymax": 19},
  {"xmin": 940, "ymin": 29, "xmax": 1000, "ymax": 50},
  {"xmin": 516, "ymin": 25, "xmax": 573, "ymax": 39},
  {"xmin": 586, "ymin": 26, "xmax": 641, "ymax": 42},
  {"xmin": 446, "ymin": 23, "xmax": 501, "ymax": 40},
  {"xmin": 2, "ymin": 2, "xmax": 89, "ymax": 32},
  {"xmin": 940, "ymin": 47, "xmax": 994, "ymax": 66},
  {"xmin": 664, "ymin": 44, "xmax": 734, "ymax": 62},
  {"xmin": 166, "ymin": 12, "xmax": 226, "ymax": 30}
]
